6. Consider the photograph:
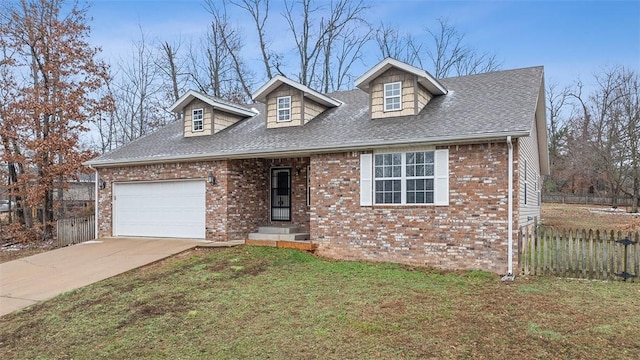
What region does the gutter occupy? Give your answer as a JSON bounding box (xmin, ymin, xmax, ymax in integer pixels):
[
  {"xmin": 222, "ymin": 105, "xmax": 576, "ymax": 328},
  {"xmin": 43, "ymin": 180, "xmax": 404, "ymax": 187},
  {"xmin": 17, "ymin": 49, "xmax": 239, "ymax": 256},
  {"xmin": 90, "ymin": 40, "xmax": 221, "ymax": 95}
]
[
  {"xmin": 503, "ymin": 136, "xmax": 515, "ymax": 281},
  {"xmin": 84, "ymin": 130, "xmax": 530, "ymax": 168},
  {"xmin": 88, "ymin": 165, "xmax": 98, "ymax": 240}
]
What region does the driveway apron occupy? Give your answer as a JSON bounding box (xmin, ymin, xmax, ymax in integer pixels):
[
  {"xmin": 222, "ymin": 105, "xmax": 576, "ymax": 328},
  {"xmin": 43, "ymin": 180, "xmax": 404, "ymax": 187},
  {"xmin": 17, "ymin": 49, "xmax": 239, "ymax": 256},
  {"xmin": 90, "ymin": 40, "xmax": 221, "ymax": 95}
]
[{"xmin": 0, "ymin": 238, "xmax": 202, "ymax": 316}]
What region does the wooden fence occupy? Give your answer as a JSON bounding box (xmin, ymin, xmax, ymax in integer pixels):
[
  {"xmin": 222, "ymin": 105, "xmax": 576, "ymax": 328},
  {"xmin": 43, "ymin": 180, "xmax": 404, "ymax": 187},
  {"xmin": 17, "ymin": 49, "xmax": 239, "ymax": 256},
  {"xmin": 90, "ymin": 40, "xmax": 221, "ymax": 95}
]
[
  {"xmin": 519, "ymin": 226, "xmax": 640, "ymax": 282},
  {"xmin": 55, "ymin": 215, "xmax": 95, "ymax": 248},
  {"xmin": 542, "ymin": 193, "xmax": 635, "ymax": 206}
]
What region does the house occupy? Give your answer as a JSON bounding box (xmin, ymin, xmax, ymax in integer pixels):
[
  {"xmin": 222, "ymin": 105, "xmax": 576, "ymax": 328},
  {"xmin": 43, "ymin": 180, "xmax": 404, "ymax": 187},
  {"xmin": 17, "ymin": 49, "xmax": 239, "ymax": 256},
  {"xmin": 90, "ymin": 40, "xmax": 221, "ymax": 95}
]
[{"xmin": 85, "ymin": 58, "xmax": 549, "ymax": 275}]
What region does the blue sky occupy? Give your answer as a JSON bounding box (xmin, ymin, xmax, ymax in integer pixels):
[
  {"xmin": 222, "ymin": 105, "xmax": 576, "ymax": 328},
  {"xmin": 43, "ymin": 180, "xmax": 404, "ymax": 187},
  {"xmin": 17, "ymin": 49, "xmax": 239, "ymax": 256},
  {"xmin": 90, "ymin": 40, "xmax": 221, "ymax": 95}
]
[{"xmin": 86, "ymin": 0, "xmax": 639, "ymax": 91}]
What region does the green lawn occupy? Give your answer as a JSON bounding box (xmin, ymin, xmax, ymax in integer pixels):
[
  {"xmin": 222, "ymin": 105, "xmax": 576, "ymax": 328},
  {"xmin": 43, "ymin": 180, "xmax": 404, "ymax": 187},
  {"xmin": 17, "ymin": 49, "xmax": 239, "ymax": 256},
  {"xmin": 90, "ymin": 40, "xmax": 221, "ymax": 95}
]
[{"xmin": 1, "ymin": 246, "xmax": 639, "ymax": 359}]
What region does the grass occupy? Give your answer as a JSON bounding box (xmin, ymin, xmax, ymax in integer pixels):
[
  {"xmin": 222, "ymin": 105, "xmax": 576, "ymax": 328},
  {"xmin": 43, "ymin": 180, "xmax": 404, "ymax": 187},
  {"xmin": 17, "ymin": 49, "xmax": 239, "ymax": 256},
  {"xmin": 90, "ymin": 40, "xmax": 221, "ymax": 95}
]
[
  {"xmin": 2, "ymin": 246, "xmax": 640, "ymax": 359},
  {"xmin": 542, "ymin": 203, "xmax": 640, "ymax": 232}
]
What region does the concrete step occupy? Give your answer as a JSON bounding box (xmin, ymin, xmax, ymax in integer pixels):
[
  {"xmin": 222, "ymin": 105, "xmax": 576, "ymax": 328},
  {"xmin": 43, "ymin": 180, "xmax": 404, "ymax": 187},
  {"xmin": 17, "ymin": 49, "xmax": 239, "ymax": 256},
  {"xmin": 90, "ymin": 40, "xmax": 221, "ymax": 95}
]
[
  {"xmin": 257, "ymin": 226, "xmax": 300, "ymax": 234},
  {"xmin": 248, "ymin": 232, "xmax": 309, "ymax": 241}
]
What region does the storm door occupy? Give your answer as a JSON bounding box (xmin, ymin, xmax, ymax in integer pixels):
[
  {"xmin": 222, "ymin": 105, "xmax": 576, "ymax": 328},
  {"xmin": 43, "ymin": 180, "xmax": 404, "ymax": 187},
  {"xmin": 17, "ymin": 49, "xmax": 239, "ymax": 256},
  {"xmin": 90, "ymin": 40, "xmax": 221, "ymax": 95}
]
[{"xmin": 271, "ymin": 168, "xmax": 291, "ymax": 221}]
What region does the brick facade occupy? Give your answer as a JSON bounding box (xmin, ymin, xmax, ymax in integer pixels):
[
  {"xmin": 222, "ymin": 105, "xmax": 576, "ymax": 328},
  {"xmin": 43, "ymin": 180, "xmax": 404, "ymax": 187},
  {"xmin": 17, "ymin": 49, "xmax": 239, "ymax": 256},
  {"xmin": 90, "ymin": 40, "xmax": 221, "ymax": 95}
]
[
  {"xmin": 309, "ymin": 142, "xmax": 520, "ymax": 274},
  {"xmin": 97, "ymin": 158, "xmax": 310, "ymax": 241},
  {"xmin": 98, "ymin": 143, "xmax": 520, "ymax": 273}
]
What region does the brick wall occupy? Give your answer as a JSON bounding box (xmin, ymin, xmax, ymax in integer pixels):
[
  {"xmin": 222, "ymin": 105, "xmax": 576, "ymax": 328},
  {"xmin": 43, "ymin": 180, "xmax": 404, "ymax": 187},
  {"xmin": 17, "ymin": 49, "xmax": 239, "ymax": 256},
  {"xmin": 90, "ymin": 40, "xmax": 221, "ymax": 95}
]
[
  {"xmin": 97, "ymin": 157, "xmax": 311, "ymax": 240},
  {"xmin": 266, "ymin": 157, "xmax": 311, "ymax": 233},
  {"xmin": 310, "ymin": 143, "xmax": 520, "ymax": 274},
  {"xmin": 97, "ymin": 161, "xmax": 229, "ymax": 240}
]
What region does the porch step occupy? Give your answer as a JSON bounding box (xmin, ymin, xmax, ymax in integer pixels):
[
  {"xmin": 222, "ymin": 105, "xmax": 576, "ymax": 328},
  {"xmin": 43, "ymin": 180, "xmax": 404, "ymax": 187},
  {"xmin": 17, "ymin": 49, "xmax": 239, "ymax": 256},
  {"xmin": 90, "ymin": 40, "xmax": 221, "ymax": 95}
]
[
  {"xmin": 248, "ymin": 232, "xmax": 309, "ymax": 241},
  {"xmin": 257, "ymin": 226, "xmax": 300, "ymax": 234},
  {"xmin": 245, "ymin": 238, "xmax": 317, "ymax": 251}
]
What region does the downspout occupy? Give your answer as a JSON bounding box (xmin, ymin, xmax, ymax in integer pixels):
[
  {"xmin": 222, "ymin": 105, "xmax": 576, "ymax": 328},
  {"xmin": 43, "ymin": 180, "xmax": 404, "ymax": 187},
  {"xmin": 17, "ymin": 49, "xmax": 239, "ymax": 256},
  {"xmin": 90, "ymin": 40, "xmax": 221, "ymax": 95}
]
[
  {"xmin": 504, "ymin": 136, "xmax": 515, "ymax": 280},
  {"xmin": 90, "ymin": 166, "xmax": 98, "ymax": 240}
]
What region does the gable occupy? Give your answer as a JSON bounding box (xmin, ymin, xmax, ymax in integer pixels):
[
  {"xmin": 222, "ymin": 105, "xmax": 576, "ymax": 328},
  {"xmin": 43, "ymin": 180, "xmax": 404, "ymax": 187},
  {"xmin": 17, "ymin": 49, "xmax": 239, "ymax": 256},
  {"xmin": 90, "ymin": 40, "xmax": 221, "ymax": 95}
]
[{"xmin": 369, "ymin": 68, "xmax": 434, "ymax": 119}]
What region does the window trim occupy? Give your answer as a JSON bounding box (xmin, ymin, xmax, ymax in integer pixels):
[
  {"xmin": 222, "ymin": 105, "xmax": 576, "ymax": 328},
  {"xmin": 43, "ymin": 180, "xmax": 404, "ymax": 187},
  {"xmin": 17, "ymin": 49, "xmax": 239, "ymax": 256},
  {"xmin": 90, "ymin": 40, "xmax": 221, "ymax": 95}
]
[
  {"xmin": 373, "ymin": 151, "xmax": 436, "ymax": 205},
  {"xmin": 277, "ymin": 96, "xmax": 292, "ymax": 122},
  {"xmin": 383, "ymin": 81, "xmax": 402, "ymax": 112},
  {"xmin": 192, "ymin": 108, "xmax": 204, "ymax": 132}
]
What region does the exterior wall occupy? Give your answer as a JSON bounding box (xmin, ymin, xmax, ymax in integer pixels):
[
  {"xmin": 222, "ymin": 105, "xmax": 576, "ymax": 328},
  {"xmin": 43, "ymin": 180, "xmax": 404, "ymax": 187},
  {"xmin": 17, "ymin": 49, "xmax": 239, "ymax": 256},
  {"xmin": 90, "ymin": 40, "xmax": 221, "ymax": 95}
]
[
  {"xmin": 213, "ymin": 110, "xmax": 244, "ymax": 133},
  {"xmin": 303, "ymin": 98, "xmax": 326, "ymax": 124},
  {"xmin": 226, "ymin": 159, "xmax": 269, "ymax": 240},
  {"xmin": 184, "ymin": 99, "xmax": 213, "ymax": 137},
  {"xmin": 266, "ymin": 85, "xmax": 303, "ymax": 128},
  {"xmin": 265, "ymin": 157, "xmax": 311, "ymax": 233},
  {"xmin": 310, "ymin": 142, "xmax": 519, "ymax": 274},
  {"xmin": 416, "ymin": 84, "xmax": 433, "ymax": 113},
  {"xmin": 518, "ymin": 121, "xmax": 542, "ymax": 228},
  {"xmin": 370, "ymin": 68, "xmax": 432, "ymax": 119},
  {"xmin": 97, "ymin": 161, "xmax": 229, "ymax": 240},
  {"xmin": 97, "ymin": 157, "xmax": 311, "ymax": 240}
]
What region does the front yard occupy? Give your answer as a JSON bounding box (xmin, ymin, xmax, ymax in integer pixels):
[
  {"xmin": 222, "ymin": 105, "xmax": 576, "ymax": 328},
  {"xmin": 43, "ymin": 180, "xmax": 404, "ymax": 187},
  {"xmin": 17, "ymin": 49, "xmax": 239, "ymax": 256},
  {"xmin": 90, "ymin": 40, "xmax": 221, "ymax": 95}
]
[{"xmin": 1, "ymin": 246, "xmax": 639, "ymax": 359}]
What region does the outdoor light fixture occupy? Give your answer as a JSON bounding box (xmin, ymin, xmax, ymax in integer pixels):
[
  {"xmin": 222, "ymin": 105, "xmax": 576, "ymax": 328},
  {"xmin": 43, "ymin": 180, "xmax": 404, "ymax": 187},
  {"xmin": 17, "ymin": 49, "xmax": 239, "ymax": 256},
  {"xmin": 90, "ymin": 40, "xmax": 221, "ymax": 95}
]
[
  {"xmin": 208, "ymin": 172, "xmax": 216, "ymax": 185},
  {"xmin": 100, "ymin": 180, "xmax": 107, "ymax": 189}
]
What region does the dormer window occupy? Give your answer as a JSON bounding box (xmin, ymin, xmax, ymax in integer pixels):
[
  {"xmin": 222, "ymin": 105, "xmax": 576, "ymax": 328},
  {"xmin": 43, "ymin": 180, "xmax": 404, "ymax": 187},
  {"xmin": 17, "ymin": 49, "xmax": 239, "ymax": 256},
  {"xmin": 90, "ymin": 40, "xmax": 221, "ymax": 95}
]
[
  {"xmin": 384, "ymin": 82, "xmax": 402, "ymax": 111},
  {"xmin": 277, "ymin": 96, "xmax": 291, "ymax": 122},
  {"xmin": 192, "ymin": 109, "xmax": 204, "ymax": 131}
]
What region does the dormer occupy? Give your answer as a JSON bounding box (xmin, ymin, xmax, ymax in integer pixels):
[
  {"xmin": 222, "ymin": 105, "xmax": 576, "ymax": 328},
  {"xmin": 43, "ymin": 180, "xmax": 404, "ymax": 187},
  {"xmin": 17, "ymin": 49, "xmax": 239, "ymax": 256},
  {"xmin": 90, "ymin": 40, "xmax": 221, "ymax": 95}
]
[
  {"xmin": 170, "ymin": 90, "xmax": 256, "ymax": 137},
  {"xmin": 252, "ymin": 75, "xmax": 340, "ymax": 129},
  {"xmin": 355, "ymin": 58, "xmax": 447, "ymax": 119}
]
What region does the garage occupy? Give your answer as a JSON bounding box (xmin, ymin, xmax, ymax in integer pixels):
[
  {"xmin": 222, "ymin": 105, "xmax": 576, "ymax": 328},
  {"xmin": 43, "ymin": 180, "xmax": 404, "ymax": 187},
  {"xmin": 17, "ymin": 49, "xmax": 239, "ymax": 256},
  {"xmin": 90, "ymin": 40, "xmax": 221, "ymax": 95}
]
[{"xmin": 113, "ymin": 180, "xmax": 206, "ymax": 239}]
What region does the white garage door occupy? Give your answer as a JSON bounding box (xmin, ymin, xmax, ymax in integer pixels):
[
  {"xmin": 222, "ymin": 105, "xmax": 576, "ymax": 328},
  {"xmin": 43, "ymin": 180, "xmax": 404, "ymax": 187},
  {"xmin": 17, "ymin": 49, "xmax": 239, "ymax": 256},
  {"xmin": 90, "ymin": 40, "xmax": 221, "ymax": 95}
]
[{"xmin": 113, "ymin": 181, "xmax": 206, "ymax": 239}]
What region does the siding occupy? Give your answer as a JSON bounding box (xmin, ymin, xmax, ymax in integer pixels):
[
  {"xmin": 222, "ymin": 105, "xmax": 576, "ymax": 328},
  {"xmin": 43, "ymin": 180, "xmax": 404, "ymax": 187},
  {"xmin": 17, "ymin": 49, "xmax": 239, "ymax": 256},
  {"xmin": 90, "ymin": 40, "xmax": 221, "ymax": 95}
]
[
  {"xmin": 518, "ymin": 118, "xmax": 542, "ymax": 227},
  {"xmin": 416, "ymin": 84, "xmax": 433, "ymax": 113},
  {"xmin": 213, "ymin": 110, "xmax": 244, "ymax": 133},
  {"xmin": 184, "ymin": 99, "xmax": 212, "ymax": 137},
  {"xmin": 266, "ymin": 85, "xmax": 303, "ymax": 128},
  {"xmin": 370, "ymin": 68, "xmax": 433, "ymax": 119},
  {"xmin": 303, "ymin": 98, "xmax": 326, "ymax": 124}
]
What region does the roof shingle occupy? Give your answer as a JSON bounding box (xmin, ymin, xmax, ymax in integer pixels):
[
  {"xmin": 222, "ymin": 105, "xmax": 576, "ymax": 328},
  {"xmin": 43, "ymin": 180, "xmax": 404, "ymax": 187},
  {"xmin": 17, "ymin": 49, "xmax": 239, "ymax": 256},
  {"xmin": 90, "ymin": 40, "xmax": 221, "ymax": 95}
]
[{"xmin": 87, "ymin": 66, "xmax": 544, "ymax": 166}]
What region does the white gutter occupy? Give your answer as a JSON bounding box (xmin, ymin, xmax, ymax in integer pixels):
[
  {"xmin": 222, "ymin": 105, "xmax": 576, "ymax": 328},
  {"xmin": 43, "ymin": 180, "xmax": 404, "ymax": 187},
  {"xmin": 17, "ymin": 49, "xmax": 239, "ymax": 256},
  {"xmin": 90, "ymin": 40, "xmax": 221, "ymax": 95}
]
[
  {"xmin": 506, "ymin": 136, "xmax": 514, "ymax": 279},
  {"xmin": 84, "ymin": 131, "xmax": 530, "ymax": 168},
  {"xmin": 90, "ymin": 166, "xmax": 98, "ymax": 240}
]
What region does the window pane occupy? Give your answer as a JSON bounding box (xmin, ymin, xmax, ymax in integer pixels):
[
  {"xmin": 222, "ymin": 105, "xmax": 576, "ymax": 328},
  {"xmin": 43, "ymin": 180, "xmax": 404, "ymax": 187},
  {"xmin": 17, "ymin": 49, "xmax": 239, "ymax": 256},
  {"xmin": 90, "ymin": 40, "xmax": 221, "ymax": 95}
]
[
  {"xmin": 425, "ymin": 192, "xmax": 434, "ymax": 204},
  {"xmin": 407, "ymin": 192, "xmax": 415, "ymax": 204},
  {"xmin": 384, "ymin": 193, "xmax": 392, "ymax": 203},
  {"xmin": 375, "ymin": 155, "xmax": 383, "ymax": 166},
  {"xmin": 375, "ymin": 167, "xmax": 383, "ymax": 178},
  {"xmin": 392, "ymin": 165, "xmax": 401, "ymax": 177},
  {"xmin": 406, "ymin": 152, "xmax": 415, "ymax": 164},
  {"xmin": 416, "ymin": 179, "xmax": 425, "ymax": 190},
  {"xmin": 416, "ymin": 152, "xmax": 424, "ymax": 163},
  {"xmin": 407, "ymin": 179, "xmax": 415, "ymax": 191},
  {"xmin": 425, "ymin": 152, "xmax": 434, "ymax": 163},
  {"xmin": 416, "ymin": 192, "xmax": 424, "ymax": 203},
  {"xmin": 393, "ymin": 153, "xmax": 401, "ymax": 164},
  {"xmin": 426, "ymin": 179, "xmax": 434, "ymax": 190},
  {"xmin": 375, "ymin": 193, "xmax": 383, "ymax": 204},
  {"xmin": 393, "ymin": 193, "xmax": 401, "ymax": 204},
  {"xmin": 425, "ymin": 164, "xmax": 434, "ymax": 176},
  {"xmin": 406, "ymin": 166, "xmax": 414, "ymax": 177},
  {"xmin": 393, "ymin": 180, "xmax": 401, "ymax": 192},
  {"xmin": 383, "ymin": 167, "xmax": 391, "ymax": 177}
]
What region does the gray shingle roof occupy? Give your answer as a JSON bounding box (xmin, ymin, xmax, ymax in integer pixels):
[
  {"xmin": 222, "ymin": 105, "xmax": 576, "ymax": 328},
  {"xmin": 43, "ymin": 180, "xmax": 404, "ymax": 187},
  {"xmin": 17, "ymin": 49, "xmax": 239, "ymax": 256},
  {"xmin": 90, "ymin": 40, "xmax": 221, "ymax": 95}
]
[{"xmin": 87, "ymin": 66, "xmax": 544, "ymax": 166}]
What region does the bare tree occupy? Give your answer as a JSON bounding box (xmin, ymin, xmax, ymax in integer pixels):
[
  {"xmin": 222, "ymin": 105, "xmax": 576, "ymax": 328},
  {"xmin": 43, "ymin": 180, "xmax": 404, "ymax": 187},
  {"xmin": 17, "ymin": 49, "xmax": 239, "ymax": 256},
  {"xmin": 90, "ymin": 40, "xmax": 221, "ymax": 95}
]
[
  {"xmin": 375, "ymin": 18, "xmax": 501, "ymax": 79},
  {"xmin": 227, "ymin": 0, "xmax": 274, "ymax": 79},
  {"xmin": 282, "ymin": 0, "xmax": 368, "ymax": 89}
]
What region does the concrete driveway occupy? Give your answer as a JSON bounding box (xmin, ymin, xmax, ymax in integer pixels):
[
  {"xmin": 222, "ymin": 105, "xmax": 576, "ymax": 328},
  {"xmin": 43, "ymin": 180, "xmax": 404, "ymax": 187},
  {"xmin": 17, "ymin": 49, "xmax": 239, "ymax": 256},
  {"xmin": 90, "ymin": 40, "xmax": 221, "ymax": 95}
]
[{"xmin": 0, "ymin": 237, "xmax": 206, "ymax": 317}]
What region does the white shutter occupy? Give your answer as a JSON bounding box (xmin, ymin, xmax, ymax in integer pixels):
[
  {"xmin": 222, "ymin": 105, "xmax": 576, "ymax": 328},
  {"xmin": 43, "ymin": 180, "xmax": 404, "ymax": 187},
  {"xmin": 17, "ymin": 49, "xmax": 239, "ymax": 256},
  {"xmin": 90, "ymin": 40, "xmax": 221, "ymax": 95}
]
[
  {"xmin": 360, "ymin": 153, "xmax": 373, "ymax": 206},
  {"xmin": 434, "ymin": 149, "xmax": 449, "ymax": 206}
]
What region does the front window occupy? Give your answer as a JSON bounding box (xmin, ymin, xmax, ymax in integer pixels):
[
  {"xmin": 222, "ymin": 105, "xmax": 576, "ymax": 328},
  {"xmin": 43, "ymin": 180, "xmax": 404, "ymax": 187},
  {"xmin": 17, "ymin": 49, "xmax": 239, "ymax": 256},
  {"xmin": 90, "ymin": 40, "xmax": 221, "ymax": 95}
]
[
  {"xmin": 384, "ymin": 82, "xmax": 402, "ymax": 111},
  {"xmin": 375, "ymin": 151, "xmax": 435, "ymax": 204},
  {"xmin": 277, "ymin": 96, "xmax": 291, "ymax": 122},
  {"xmin": 192, "ymin": 109, "xmax": 204, "ymax": 131}
]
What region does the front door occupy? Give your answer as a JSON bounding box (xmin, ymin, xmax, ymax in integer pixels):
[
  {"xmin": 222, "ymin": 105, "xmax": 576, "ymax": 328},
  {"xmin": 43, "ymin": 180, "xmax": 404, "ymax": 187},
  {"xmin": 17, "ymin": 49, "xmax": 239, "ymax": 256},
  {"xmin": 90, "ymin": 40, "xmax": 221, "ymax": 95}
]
[{"xmin": 271, "ymin": 168, "xmax": 291, "ymax": 221}]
